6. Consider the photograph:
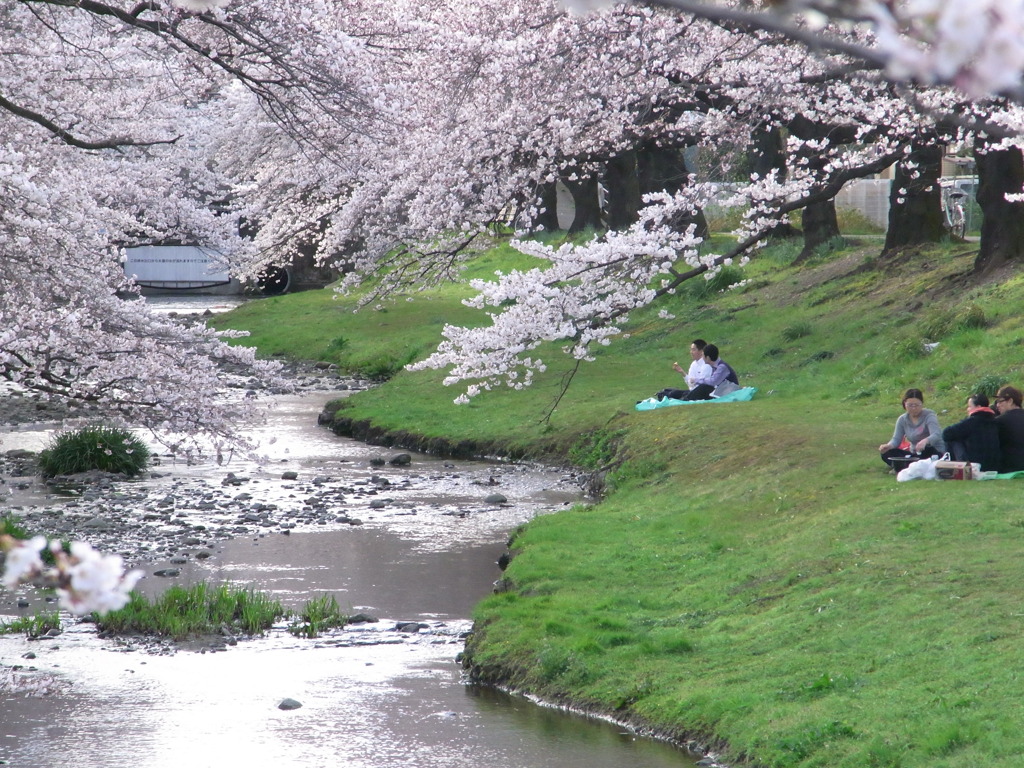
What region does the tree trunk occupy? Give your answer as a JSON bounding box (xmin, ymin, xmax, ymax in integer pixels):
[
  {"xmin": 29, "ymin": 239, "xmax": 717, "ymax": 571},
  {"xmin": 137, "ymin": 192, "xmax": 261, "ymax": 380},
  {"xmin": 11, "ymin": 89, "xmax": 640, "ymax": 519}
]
[
  {"xmin": 636, "ymin": 143, "xmax": 708, "ymax": 238},
  {"xmin": 604, "ymin": 149, "xmax": 641, "ymax": 230},
  {"xmin": 750, "ymin": 125, "xmax": 799, "ymax": 239},
  {"xmin": 973, "ymin": 137, "xmax": 1024, "ymax": 274},
  {"xmin": 528, "ymin": 181, "xmax": 560, "ymax": 233},
  {"xmin": 883, "ymin": 141, "xmax": 945, "ymax": 252},
  {"xmin": 563, "ymin": 175, "xmax": 604, "ymax": 234},
  {"xmin": 796, "ymin": 199, "xmax": 841, "ymax": 261}
]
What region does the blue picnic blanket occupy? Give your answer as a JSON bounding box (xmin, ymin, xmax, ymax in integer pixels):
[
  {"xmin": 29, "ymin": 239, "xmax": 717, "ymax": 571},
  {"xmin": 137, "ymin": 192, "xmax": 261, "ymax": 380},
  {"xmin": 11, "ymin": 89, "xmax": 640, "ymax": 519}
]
[{"xmin": 635, "ymin": 387, "xmax": 758, "ymax": 411}]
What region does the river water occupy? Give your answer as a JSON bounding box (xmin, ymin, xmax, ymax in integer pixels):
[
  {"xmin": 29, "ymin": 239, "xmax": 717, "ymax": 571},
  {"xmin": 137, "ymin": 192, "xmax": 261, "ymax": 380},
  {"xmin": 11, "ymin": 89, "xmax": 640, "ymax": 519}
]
[{"xmin": 0, "ymin": 295, "xmax": 700, "ymax": 768}]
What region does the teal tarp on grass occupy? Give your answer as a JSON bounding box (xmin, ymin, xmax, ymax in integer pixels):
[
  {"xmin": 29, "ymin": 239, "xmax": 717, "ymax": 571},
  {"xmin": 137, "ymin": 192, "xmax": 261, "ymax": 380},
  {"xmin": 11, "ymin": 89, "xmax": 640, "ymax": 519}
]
[{"xmin": 635, "ymin": 387, "xmax": 758, "ymax": 411}]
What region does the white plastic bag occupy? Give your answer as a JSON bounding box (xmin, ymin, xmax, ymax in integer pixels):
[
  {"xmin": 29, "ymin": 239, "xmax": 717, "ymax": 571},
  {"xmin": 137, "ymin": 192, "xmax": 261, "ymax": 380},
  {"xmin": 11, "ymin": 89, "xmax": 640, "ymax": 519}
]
[{"xmin": 897, "ymin": 456, "xmax": 939, "ymax": 482}]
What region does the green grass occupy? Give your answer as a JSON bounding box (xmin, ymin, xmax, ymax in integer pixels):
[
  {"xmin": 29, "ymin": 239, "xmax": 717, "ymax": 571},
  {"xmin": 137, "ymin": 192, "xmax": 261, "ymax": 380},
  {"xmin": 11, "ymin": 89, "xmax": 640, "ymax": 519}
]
[
  {"xmin": 215, "ymin": 234, "xmax": 1024, "ymax": 768},
  {"xmin": 0, "ymin": 613, "xmax": 61, "ymax": 638},
  {"xmin": 39, "ymin": 425, "xmax": 150, "ymax": 478},
  {"xmin": 95, "ymin": 583, "xmax": 285, "ymax": 639},
  {"xmin": 0, "ymin": 514, "xmax": 31, "ymax": 540},
  {"xmin": 90, "ymin": 584, "xmax": 355, "ymax": 642},
  {"xmin": 287, "ymin": 593, "xmax": 348, "ymax": 638}
]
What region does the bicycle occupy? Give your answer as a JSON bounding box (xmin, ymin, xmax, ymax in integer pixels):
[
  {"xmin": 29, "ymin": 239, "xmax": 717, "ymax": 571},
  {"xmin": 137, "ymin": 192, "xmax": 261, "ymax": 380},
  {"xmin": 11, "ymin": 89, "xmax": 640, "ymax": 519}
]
[{"xmin": 946, "ymin": 192, "xmax": 966, "ymax": 238}]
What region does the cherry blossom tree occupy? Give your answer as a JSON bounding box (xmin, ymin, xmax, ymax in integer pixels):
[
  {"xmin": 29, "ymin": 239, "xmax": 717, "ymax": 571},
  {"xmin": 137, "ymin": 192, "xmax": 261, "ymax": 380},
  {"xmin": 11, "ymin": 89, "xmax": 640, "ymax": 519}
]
[{"xmin": 0, "ymin": 0, "xmax": 392, "ymax": 451}]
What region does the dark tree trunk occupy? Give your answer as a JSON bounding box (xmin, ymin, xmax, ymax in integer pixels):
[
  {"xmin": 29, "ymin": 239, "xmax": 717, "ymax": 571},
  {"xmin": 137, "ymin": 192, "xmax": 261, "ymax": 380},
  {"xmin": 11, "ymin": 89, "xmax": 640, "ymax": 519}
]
[
  {"xmin": 604, "ymin": 149, "xmax": 641, "ymax": 230},
  {"xmin": 883, "ymin": 141, "xmax": 945, "ymax": 252},
  {"xmin": 529, "ymin": 181, "xmax": 560, "ymax": 233},
  {"xmin": 563, "ymin": 175, "xmax": 604, "ymax": 234},
  {"xmin": 797, "ymin": 199, "xmax": 841, "ymax": 260},
  {"xmin": 750, "ymin": 125, "xmax": 799, "ymax": 239},
  {"xmin": 750, "ymin": 125, "xmax": 786, "ymax": 180},
  {"xmin": 636, "ymin": 143, "xmax": 708, "ymax": 238},
  {"xmin": 973, "ymin": 137, "xmax": 1024, "ymax": 274}
]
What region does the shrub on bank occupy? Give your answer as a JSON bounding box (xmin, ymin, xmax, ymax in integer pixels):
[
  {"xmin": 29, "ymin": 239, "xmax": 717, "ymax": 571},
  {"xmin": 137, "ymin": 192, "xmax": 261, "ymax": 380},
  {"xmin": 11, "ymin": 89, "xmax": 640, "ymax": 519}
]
[{"xmin": 39, "ymin": 425, "xmax": 150, "ymax": 478}]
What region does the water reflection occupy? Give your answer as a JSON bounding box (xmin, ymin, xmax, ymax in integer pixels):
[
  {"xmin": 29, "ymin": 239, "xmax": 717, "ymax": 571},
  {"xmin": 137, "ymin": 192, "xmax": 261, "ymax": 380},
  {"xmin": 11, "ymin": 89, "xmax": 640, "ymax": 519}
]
[{"xmin": 2, "ymin": 629, "xmax": 696, "ymax": 768}]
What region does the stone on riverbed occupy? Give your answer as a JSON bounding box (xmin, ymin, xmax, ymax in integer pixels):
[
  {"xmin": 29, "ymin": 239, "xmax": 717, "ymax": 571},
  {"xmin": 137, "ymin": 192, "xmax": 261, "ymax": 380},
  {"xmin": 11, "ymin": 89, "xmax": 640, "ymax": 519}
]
[
  {"xmin": 278, "ymin": 698, "xmax": 303, "ymax": 710},
  {"xmin": 389, "ymin": 453, "xmax": 412, "ymax": 466},
  {"xmin": 483, "ymin": 493, "xmax": 508, "ymax": 505}
]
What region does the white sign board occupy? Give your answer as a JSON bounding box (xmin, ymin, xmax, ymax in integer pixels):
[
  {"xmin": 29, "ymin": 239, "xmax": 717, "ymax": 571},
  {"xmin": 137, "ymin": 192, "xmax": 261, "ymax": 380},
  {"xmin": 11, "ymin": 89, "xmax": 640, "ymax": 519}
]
[{"xmin": 124, "ymin": 245, "xmax": 230, "ymax": 287}]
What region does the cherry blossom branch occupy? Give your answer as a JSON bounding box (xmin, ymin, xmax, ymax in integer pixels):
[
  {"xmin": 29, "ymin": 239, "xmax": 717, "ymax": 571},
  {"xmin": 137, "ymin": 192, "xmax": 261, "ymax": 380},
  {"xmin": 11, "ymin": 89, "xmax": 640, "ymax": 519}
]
[{"xmin": 0, "ymin": 91, "xmax": 180, "ymax": 150}]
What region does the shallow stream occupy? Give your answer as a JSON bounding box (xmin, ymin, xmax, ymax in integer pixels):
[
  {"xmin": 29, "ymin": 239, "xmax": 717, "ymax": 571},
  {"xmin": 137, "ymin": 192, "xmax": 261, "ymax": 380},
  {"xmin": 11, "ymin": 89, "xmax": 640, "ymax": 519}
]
[{"xmin": 0, "ymin": 296, "xmax": 700, "ymax": 768}]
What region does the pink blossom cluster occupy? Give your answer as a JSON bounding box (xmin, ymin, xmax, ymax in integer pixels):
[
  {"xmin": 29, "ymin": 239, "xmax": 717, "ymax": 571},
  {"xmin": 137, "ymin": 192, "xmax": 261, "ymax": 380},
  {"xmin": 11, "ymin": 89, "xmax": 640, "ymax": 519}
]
[
  {"xmin": 0, "ymin": 535, "xmax": 142, "ymax": 616},
  {"xmin": 868, "ymin": 0, "xmax": 1024, "ymax": 96}
]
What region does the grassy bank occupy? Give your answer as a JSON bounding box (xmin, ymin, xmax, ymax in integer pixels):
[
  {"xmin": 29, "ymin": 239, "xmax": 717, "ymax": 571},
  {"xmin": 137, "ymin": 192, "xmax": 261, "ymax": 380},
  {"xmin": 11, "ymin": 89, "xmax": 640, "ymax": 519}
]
[{"xmin": 215, "ymin": 235, "xmax": 1024, "ymax": 768}]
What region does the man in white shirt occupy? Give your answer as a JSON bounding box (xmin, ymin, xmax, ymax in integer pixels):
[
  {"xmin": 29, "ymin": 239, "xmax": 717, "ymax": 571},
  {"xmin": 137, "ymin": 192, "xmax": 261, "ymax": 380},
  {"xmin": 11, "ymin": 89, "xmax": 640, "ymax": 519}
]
[
  {"xmin": 674, "ymin": 339, "xmax": 712, "ymax": 390},
  {"xmin": 654, "ymin": 339, "xmax": 710, "ymax": 401}
]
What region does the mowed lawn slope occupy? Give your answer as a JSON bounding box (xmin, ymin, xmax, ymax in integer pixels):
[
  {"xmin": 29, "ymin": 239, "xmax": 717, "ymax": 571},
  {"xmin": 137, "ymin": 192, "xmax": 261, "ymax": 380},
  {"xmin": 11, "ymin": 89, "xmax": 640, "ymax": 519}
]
[{"xmin": 216, "ymin": 238, "xmax": 1024, "ymax": 768}]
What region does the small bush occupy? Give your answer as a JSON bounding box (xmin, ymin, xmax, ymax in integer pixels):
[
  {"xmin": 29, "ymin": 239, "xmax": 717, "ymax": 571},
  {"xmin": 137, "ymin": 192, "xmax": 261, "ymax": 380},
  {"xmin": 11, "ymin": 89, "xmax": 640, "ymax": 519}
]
[{"xmin": 39, "ymin": 426, "xmax": 150, "ymax": 478}]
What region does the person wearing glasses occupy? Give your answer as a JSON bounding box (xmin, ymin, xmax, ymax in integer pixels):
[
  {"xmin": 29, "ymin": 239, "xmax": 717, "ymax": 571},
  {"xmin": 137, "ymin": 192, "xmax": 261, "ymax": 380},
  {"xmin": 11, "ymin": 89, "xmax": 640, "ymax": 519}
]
[
  {"xmin": 941, "ymin": 393, "xmax": 1001, "ymax": 472},
  {"xmin": 878, "ymin": 388, "xmax": 945, "ymax": 469},
  {"xmin": 994, "ymin": 386, "xmax": 1024, "ymax": 472}
]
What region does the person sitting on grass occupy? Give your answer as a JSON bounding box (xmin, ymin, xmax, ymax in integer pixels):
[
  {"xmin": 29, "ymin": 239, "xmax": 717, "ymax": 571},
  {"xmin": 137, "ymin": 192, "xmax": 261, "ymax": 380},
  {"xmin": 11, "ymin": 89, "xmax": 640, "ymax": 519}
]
[
  {"xmin": 878, "ymin": 388, "xmax": 945, "ymax": 469},
  {"xmin": 994, "ymin": 385, "xmax": 1024, "ymax": 473},
  {"xmin": 942, "ymin": 393, "xmax": 1001, "ymax": 472},
  {"xmin": 682, "ymin": 343, "xmax": 739, "ymax": 401},
  {"xmin": 654, "ymin": 338, "xmax": 710, "ymax": 401}
]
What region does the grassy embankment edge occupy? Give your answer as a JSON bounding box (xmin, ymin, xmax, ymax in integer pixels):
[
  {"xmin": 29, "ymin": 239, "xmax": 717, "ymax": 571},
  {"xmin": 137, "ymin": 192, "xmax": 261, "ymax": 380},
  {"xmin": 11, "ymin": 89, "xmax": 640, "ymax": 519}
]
[{"xmin": 213, "ymin": 235, "xmax": 1024, "ymax": 768}]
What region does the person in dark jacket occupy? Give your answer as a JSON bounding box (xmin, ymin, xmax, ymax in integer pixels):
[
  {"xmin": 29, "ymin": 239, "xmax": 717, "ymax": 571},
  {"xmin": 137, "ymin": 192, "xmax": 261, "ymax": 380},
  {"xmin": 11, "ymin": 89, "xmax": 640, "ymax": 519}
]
[
  {"xmin": 994, "ymin": 385, "xmax": 1024, "ymax": 473},
  {"xmin": 942, "ymin": 393, "xmax": 1001, "ymax": 472},
  {"xmin": 682, "ymin": 343, "xmax": 739, "ymax": 401}
]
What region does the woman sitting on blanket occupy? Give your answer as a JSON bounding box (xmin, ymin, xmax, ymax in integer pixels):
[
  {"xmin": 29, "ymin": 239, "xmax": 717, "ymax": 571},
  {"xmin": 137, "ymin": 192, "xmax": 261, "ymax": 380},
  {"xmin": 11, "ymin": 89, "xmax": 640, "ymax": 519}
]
[
  {"xmin": 878, "ymin": 388, "xmax": 945, "ymax": 469},
  {"xmin": 942, "ymin": 393, "xmax": 1001, "ymax": 472}
]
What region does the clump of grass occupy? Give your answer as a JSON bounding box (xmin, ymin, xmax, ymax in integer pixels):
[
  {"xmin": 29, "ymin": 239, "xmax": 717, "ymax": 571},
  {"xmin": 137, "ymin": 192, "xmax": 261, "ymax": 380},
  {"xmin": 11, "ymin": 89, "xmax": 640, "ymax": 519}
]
[
  {"xmin": 689, "ymin": 265, "xmax": 746, "ymax": 298},
  {"xmin": 568, "ymin": 429, "xmax": 624, "ymax": 471},
  {"xmin": 891, "ymin": 336, "xmax": 930, "ymax": 361},
  {"xmin": 782, "ymin": 321, "xmax": 814, "ymax": 341},
  {"xmin": 0, "ymin": 613, "xmax": 61, "ymax": 638},
  {"xmin": 95, "ymin": 583, "xmax": 284, "ymax": 639},
  {"xmin": 921, "ymin": 304, "xmax": 988, "ymax": 340},
  {"xmin": 39, "ymin": 425, "xmax": 150, "ymax": 478},
  {"xmin": 0, "ymin": 514, "xmax": 30, "ymax": 539},
  {"xmin": 836, "ymin": 206, "xmax": 885, "ymax": 235},
  {"xmin": 287, "ymin": 594, "xmax": 348, "ymax": 638},
  {"xmin": 974, "ymin": 374, "xmax": 1006, "ymax": 398}
]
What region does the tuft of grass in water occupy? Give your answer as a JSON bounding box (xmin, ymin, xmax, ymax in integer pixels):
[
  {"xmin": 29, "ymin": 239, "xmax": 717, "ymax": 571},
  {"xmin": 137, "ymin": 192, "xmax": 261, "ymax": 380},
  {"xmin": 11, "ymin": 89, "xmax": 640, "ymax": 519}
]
[
  {"xmin": 95, "ymin": 584, "xmax": 284, "ymax": 639},
  {"xmin": 0, "ymin": 612, "xmax": 61, "ymax": 638},
  {"xmin": 39, "ymin": 425, "xmax": 150, "ymax": 478},
  {"xmin": 287, "ymin": 594, "xmax": 348, "ymax": 638}
]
